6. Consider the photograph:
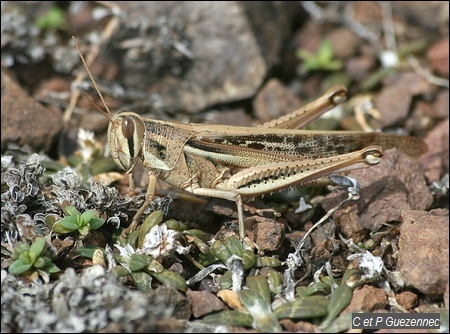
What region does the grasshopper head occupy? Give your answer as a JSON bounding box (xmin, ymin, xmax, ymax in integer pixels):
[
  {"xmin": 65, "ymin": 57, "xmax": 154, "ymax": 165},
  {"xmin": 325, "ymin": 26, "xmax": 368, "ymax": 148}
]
[{"xmin": 108, "ymin": 112, "xmax": 145, "ymax": 173}]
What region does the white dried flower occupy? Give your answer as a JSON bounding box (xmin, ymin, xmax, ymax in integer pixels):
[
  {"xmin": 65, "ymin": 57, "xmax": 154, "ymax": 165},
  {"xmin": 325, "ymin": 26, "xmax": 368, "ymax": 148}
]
[
  {"xmin": 140, "ymin": 224, "xmax": 188, "ymax": 260},
  {"xmin": 77, "ymin": 128, "xmax": 101, "ymax": 163}
]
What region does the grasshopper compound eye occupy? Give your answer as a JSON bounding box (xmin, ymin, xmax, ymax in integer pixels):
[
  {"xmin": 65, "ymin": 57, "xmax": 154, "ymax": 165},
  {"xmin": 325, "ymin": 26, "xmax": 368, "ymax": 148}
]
[{"xmin": 108, "ymin": 113, "xmax": 145, "ymax": 173}]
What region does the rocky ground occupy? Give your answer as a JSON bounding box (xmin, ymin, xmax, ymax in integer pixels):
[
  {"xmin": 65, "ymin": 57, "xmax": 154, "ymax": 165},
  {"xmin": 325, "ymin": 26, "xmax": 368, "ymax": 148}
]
[{"xmin": 1, "ymin": 1, "xmax": 449, "ymax": 333}]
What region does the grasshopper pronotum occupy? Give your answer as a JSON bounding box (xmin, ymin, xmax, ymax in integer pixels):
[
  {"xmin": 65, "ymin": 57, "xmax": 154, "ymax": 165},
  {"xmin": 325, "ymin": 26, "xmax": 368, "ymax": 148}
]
[{"xmin": 73, "ymin": 37, "xmax": 427, "ymax": 241}]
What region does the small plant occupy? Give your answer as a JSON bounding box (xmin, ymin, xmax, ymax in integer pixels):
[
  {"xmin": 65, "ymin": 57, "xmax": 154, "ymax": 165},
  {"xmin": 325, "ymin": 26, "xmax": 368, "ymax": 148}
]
[
  {"xmin": 51, "ymin": 206, "xmax": 105, "ymax": 236},
  {"xmin": 296, "ymin": 39, "xmax": 342, "ymax": 74},
  {"xmin": 113, "ymin": 243, "xmax": 187, "ymax": 292},
  {"xmin": 35, "ymin": 5, "xmax": 66, "ymax": 30},
  {"xmin": 8, "ymin": 237, "xmax": 60, "ymax": 277}
]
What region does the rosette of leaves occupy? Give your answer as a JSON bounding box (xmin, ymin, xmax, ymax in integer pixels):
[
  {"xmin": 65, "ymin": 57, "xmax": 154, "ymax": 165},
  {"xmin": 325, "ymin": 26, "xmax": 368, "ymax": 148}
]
[
  {"xmin": 209, "ymin": 236, "xmax": 282, "ymax": 290},
  {"xmin": 112, "ymin": 243, "xmax": 187, "ymax": 293},
  {"xmin": 296, "ymin": 39, "xmax": 342, "ymax": 73},
  {"xmin": 8, "ymin": 237, "xmax": 60, "ymax": 279},
  {"xmin": 51, "ymin": 205, "xmax": 105, "ymax": 236}
]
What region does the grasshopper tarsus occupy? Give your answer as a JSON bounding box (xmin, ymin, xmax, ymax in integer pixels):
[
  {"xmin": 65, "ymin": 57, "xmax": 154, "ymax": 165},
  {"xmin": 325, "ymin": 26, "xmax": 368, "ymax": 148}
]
[{"xmin": 74, "ymin": 37, "xmax": 426, "ymax": 243}]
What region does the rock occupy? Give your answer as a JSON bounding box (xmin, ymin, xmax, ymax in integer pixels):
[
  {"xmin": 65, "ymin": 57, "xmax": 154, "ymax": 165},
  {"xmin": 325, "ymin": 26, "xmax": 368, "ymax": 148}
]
[
  {"xmin": 186, "ymin": 289, "xmax": 225, "ymax": 318},
  {"xmin": 253, "ymin": 78, "xmax": 302, "ymax": 123},
  {"xmin": 328, "ymin": 27, "xmax": 360, "ymax": 59},
  {"xmin": 419, "ymin": 118, "xmax": 449, "ymax": 183},
  {"xmin": 279, "ymin": 319, "xmax": 319, "ymax": 332},
  {"xmin": 1, "ymin": 68, "xmax": 62, "ymax": 152},
  {"xmin": 103, "ymin": 2, "xmax": 295, "ymax": 114},
  {"xmin": 244, "ymin": 216, "xmax": 285, "ymax": 252},
  {"xmin": 433, "ymin": 89, "xmax": 449, "ymax": 119},
  {"xmin": 322, "ymin": 149, "xmax": 433, "ymax": 232},
  {"xmin": 427, "ymin": 37, "xmax": 449, "ymax": 77},
  {"xmin": 342, "ymin": 285, "xmax": 388, "ymax": 313},
  {"xmin": 375, "ymin": 84, "xmax": 412, "ymax": 128},
  {"xmin": 445, "ymin": 281, "xmax": 449, "ymax": 310},
  {"xmin": 398, "ymin": 209, "xmax": 449, "ymax": 295},
  {"xmin": 152, "ymin": 286, "xmax": 192, "ymax": 320},
  {"xmin": 395, "ymin": 291, "xmax": 418, "ymax": 310},
  {"xmin": 203, "ymin": 108, "xmax": 252, "ymax": 127},
  {"xmin": 375, "ymin": 72, "xmax": 430, "ymax": 128},
  {"xmin": 345, "ymin": 56, "xmax": 376, "ymax": 82},
  {"xmin": 393, "ymin": 2, "xmax": 449, "ymax": 31}
]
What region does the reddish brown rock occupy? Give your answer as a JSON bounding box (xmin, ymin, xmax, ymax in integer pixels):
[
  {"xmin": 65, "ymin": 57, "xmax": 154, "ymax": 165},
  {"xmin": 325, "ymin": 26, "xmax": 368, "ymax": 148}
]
[
  {"xmin": 322, "ymin": 149, "xmax": 433, "ymax": 232},
  {"xmin": 186, "ymin": 289, "xmax": 225, "ymax": 318},
  {"xmin": 395, "ymin": 291, "xmax": 418, "ymax": 310},
  {"xmin": 253, "ymin": 78, "xmax": 302, "ymax": 123},
  {"xmin": 244, "ymin": 216, "xmax": 285, "ymax": 252},
  {"xmin": 419, "ymin": 118, "xmax": 449, "ymax": 183},
  {"xmin": 427, "ymin": 37, "xmax": 449, "ymax": 77},
  {"xmin": 342, "ymin": 285, "xmax": 388, "ymax": 313},
  {"xmin": 398, "ymin": 209, "xmax": 449, "ymax": 295}
]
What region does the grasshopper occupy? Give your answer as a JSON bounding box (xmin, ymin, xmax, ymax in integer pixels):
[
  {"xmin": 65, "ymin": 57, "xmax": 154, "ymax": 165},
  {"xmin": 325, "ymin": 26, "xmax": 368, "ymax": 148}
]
[{"xmin": 73, "ymin": 38, "xmax": 427, "ymax": 240}]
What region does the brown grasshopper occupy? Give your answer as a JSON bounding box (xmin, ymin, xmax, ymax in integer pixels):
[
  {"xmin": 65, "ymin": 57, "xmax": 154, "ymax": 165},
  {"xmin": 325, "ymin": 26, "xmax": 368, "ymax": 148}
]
[{"xmin": 73, "ymin": 38, "xmax": 427, "ymax": 240}]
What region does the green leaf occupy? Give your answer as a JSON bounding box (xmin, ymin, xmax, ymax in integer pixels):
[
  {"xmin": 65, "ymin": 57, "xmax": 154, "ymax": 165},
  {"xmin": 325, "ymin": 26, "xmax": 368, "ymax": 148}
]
[
  {"xmin": 255, "ymin": 256, "xmax": 281, "ymax": 268},
  {"xmin": 8, "ymin": 260, "xmax": 33, "ymax": 275},
  {"xmin": 29, "ymin": 237, "xmax": 46, "ymax": 258},
  {"xmin": 112, "ymin": 265, "xmax": 131, "ymax": 277},
  {"xmin": 19, "ymin": 252, "xmax": 33, "ymax": 265},
  {"xmin": 198, "ymin": 251, "xmax": 219, "ymax": 267},
  {"xmin": 224, "ymin": 236, "xmax": 244, "ymax": 257},
  {"xmin": 242, "ymin": 249, "xmax": 256, "ymax": 270},
  {"xmin": 130, "ymin": 271, "xmax": 153, "ymax": 292},
  {"xmin": 43, "ymin": 262, "xmax": 61, "ymax": 274},
  {"xmin": 202, "ymin": 310, "xmax": 253, "ymax": 328},
  {"xmin": 342, "ymin": 269, "xmax": 360, "ymax": 284},
  {"xmin": 246, "ymin": 275, "xmax": 271, "ymax": 305},
  {"xmin": 150, "ymin": 269, "xmax": 187, "ymax": 292},
  {"xmin": 239, "ymin": 289, "xmax": 281, "ymax": 332},
  {"xmin": 320, "ymin": 282, "xmax": 353, "ymax": 328},
  {"xmin": 318, "ymin": 40, "xmax": 333, "ymax": 63},
  {"xmin": 296, "ymin": 49, "xmax": 315, "ymax": 62},
  {"xmin": 11, "ymin": 242, "xmax": 30, "ymax": 260},
  {"xmin": 211, "ymin": 240, "xmax": 232, "ymax": 264},
  {"xmin": 33, "ymin": 257, "xmax": 46, "ymax": 269},
  {"xmin": 78, "ymin": 225, "xmax": 90, "ymax": 236},
  {"xmin": 65, "ymin": 206, "xmax": 80, "ymax": 216},
  {"xmin": 305, "ymin": 282, "xmax": 332, "ymax": 296},
  {"xmin": 61, "ymin": 216, "xmax": 78, "ymax": 230},
  {"xmin": 146, "ymin": 257, "xmax": 165, "ymax": 274},
  {"xmin": 321, "ymin": 312, "xmax": 354, "ymax": 333},
  {"xmin": 76, "ymin": 246, "xmax": 104, "ymax": 259},
  {"xmin": 43, "ymin": 214, "xmax": 58, "ymax": 230},
  {"xmin": 51, "ymin": 221, "xmax": 74, "ymax": 234},
  {"xmin": 219, "ymin": 270, "xmax": 233, "ymax": 290},
  {"xmin": 184, "ymin": 229, "xmax": 209, "ymax": 240},
  {"xmin": 267, "ymin": 270, "xmax": 283, "ymax": 295},
  {"xmin": 129, "ymin": 253, "xmax": 150, "ymax": 272},
  {"xmin": 274, "ymin": 295, "xmax": 329, "ymax": 319},
  {"xmin": 35, "ymin": 6, "xmax": 66, "ymax": 30},
  {"xmin": 325, "ymin": 59, "xmax": 343, "ymax": 71},
  {"xmin": 80, "ymin": 210, "xmax": 96, "ymax": 223},
  {"xmin": 89, "ymin": 217, "xmax": 105, "ymax": 230},
  {"xmin": 164, "ymin": 219, "xmax": 187, "ymax": 232},
  {"xmin": 189, "ymin": 235, "xmax": 211, "ymax": 254}
]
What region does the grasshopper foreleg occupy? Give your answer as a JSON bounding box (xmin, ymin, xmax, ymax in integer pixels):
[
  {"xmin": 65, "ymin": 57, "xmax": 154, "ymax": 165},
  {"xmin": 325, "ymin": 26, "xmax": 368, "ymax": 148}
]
[
  {"xmin": 120, "ymin": 170, "xmax": 159, "ymax": 238},
  {"xmin": 189, "ymin": 188, "xmax": 245, "ymax": 239}
]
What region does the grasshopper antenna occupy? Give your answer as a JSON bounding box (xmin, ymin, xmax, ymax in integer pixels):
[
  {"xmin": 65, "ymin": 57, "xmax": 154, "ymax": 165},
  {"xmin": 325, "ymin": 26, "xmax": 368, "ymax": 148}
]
[{"xmin": 72, "ymin": 36, "xmax": 113, "ymax": 120}]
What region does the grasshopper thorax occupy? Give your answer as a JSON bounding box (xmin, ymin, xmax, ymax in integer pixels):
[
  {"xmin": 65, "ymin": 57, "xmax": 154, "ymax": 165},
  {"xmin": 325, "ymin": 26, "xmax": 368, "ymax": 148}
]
[{"xmin": 108, "ymin": 111, "xmax": 146, "ymax": 173}]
